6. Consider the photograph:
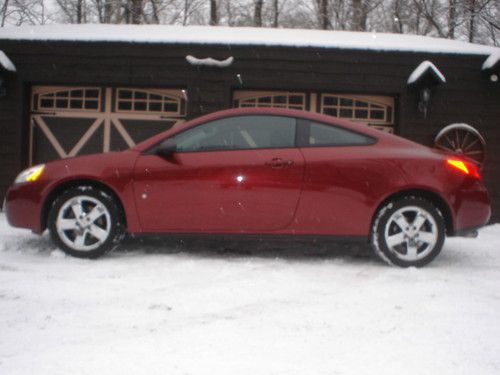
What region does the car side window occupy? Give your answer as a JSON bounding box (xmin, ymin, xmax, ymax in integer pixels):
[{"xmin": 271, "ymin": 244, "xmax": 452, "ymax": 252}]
[
  {"xmin": 172, "ymin": 115, "xmax": 296, "ymax": 152},
  {"xmin": 307, "ymin": 121, "xmax": 374, "ymax": 146}
]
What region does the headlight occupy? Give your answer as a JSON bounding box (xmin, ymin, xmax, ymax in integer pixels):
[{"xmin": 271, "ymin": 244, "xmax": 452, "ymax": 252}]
[{"xmin": 14, "ymin": 164, "xmax": 45, "ymax": 184}]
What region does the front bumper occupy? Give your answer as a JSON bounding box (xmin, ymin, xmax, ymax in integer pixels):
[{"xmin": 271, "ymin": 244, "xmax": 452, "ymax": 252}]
[{"xmin": 4, "ymin": 182, "xmax": 46, "ymax": 233}]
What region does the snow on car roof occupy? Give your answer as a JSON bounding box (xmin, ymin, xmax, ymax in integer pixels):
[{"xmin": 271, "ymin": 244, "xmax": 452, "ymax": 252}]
[{"xmin": 0, "ymin": 24, "xmax": 498, "ymax": 56}]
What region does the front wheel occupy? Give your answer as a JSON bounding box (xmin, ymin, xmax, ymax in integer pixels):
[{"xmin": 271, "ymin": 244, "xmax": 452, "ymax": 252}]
[
  {"xmin": 371, "ymin": 196, "xmax": 445, "ymax": 267},
  {"xmin": 48, "ymin": 186, "xmax": 125, "ymax": 258}
]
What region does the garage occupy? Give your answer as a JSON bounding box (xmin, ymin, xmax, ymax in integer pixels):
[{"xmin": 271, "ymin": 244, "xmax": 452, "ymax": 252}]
[{"xmin": 30, "ymin": 86, "xmax": 186, "ymax": 164}]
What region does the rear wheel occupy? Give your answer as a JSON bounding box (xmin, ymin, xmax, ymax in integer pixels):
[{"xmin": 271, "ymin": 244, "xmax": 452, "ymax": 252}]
[
  {"xmin": 48, "ymin": 186, "xmax": 125, "ymax": 258},
  {"xmin": 371, "ymin": 196, "xmax": 445, "ymax": 267}
]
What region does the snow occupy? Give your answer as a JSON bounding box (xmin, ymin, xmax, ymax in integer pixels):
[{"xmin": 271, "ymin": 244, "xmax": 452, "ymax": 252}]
[
  {"xmin": 186, "ymin": 55, "xmax": 234, "ymax": 67},
  {"xmin": 0, "ymin": 50, "xmax": 16, "ymax": 72},
  {"xmin": 482, "ymin": 50, "xmax": 500, "ymax": 70},
  {"xmin": 407, "ymin": 60, "xmax": 446, "ymax": 85},
  {"xmin": 0, "ymin": 24, "xmax": 499, "ymax": 56},
  {"xmin": 1, "ymin": 212, "xmax": 500, "ymax": 375}
]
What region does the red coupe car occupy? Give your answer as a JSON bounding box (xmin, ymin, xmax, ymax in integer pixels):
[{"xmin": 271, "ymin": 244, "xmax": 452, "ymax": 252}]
[{"xmin": 4, "ymin": 108, "xmax": 490, "ymax": 267}]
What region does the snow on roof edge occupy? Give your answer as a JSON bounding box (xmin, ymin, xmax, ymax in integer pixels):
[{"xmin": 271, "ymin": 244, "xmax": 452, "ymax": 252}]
[
  {"xmin": 407, "ymin": 61, "xmax": 446, "ymax": 85},
  {"xmin": 0, "ymin": 24, "xmax": 498, "ymax": 57},
  {"xmin": 482, "ymin": 51, "xmax": 500, "ymax": 70},
  {"xmin": 0, "ymin": 50, "xmax": 16, "ymax": 72}
]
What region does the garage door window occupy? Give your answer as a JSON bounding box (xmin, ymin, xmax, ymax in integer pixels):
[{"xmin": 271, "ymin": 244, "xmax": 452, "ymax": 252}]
[
  {"xmin": 116, "ymin": 89, "xmax": 185, "ymax": 116},
  {"xmin": 321, "ymin": 95, "xmax": 391, "ymax": 122},
  {"xmin": 33, "ymin": 87, "xmax": 101, "ymax": 112},
  {"xmin": 320, "ymin": 94, "xmax": 394, "ymax": 133},
  {"xmin": 233, "ymin": 91, "xmax": 306, "ymax": 110}
]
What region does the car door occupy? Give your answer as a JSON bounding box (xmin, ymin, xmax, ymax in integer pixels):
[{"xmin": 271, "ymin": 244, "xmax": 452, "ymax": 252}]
[
  {"xmin": 133, "ymin": 115, "xmax": 305, "ymax": 232},
  {"xmin": 294, "ymin": 119, "xmax": 385, "ymax": 236}
]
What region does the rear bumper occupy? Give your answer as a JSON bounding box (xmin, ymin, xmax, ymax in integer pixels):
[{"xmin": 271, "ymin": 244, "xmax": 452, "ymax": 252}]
[{"xmin": 450, "ymin": 179, "xmax": 491, "ymax": 235}]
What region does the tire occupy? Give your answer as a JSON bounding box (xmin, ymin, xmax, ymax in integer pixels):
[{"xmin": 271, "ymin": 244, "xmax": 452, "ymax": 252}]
[
  {"xmin": 48, "ymin": 186, "xmax": 125, "ymax": 258},
  {"xmin": 371, "ymin": 196, "xmax": 445, "ymax": 267}
]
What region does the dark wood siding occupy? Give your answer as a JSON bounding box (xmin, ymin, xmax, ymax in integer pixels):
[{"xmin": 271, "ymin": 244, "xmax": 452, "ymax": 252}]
[
  {"xmin": 0, "ymin": 73, "xmax": 24, "ymax": 195},
  {"xmin": 0, "ymin": 40, "xmax": 499, "ymax": 221}
]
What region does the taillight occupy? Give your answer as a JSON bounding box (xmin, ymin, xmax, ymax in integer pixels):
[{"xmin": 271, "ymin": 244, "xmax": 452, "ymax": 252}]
[{"xmin": 446, "ymin": 159, "xmax": 481, "ymax": 179}]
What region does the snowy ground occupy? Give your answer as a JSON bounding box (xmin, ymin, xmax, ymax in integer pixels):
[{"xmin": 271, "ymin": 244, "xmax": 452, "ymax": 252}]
[{"xmin": 1, "ymin": 213, "xmax": 499, "ymax": 375}]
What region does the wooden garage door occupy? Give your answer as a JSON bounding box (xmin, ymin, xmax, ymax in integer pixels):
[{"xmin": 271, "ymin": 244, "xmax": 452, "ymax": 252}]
[
  {"xmin": 30, "ymin": 86, "xmax": 186, "ymax": 165},
  {"xmin": 233, "ymin": 90, "xmax": 395, "ymax": 133}
]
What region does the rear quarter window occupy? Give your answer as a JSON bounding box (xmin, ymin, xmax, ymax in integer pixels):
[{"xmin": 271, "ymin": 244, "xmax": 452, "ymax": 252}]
[{"xmin": 308, "ymin": 121, "xmax": 375, "ymax": 146}]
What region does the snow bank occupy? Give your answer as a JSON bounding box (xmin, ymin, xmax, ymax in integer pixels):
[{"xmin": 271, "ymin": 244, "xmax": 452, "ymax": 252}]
[
  {"xmin": 1, "ymin": 213, "xmax": 500, "ymax": 375},
  {"xmin": 0, "ymin": 50, "xmax": 16, "ymax": 72},
  {"xmin": 407, "ymin": 60, "xmax": 446, "ymax": 85},
  {"xmin": 0, "ymin": 24, "xmax": 498, "ymax": 56}
]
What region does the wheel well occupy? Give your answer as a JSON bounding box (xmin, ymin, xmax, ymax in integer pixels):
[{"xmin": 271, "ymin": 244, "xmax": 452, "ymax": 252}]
[
  {"xmin": 372, "ymin": 189, "xmax": 454, "ymax": 235},
  {"xmin": 40, "ymin": 179, "xmax": 127, "ymax": 232}
]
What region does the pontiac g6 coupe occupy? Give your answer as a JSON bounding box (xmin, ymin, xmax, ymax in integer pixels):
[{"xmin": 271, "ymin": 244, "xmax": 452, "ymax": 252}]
[{"xmin": 4, "ymin": 108, "xmax": 490, "ymax": 267}]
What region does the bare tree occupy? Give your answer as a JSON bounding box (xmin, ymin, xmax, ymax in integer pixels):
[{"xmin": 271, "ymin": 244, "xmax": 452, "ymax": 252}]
[
  {"xmin": 131, "ymin": 0, "xmax": 143, "ymax": 23},
  {"xmin": 182, "ymin": 0, "xmax": 191, "ymax": 24},
  {"xmin": 448, "ymin": 0, "xmax": 457, "ymax": 38},
  {"xmin": 146, "ymin": 0, "xmax": 160, "ymax": 23},
  {"xmin": 390, "ymin": 0, "xmax": 401, "ymax": 32},
  {"xmin": 1, "ymin": 0, "xmax": 10, "ymax": 26},
  {"xmin": 76, "ymin": 0, "xmax": 84, "ymax": 23},
  {"xmin": 272, "ymin": 0, "xmax": 278, "ymax": 26},
  {"xmin": 6, "ymin": 0, "xmax": 49, "ymax": 24},
  {"xmin": 209, "ymin": 0, "xmax": 217, "ymax": 25},
  {"xmin": 91, "ymin": 0, "xmax": 115, "ymax": 23},
  {"xmin": 466, "ymin": 0, "xmax": 480, "ymax": 42},
  {"xmin": 317, "ymin": 0, "xmax": 328, "ymax": 29},
  {"xmin": 350, "ymin": 0, "xmax": 366, "ymax": 30},
  {"xmin": 254, "ymin": 0, "xmax": 263, "ymax": 26},
  {"xmin": 0, "ymin": 0, "xmax": 497, "ymax": 46},
  {"xmin": 55, "ymin": 0, "xmax": 87, "ymax": 23}
]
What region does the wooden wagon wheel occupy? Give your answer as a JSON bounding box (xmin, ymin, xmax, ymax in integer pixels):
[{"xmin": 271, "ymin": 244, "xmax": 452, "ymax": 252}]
[{"xmin": 434, "ymin": 123, "xmax": 486, "ymax": 169}]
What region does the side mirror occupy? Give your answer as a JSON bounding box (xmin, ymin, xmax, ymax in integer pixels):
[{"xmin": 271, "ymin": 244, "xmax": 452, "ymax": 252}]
[{"xmin": 156, "ymin": 139, "xmax": 177, "ymax": 158}]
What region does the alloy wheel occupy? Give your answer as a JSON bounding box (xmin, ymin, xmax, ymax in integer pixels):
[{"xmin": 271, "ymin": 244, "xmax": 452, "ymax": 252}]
[
  {"xmin": 383, "ymin": 205, "xmax": 438, "ymax": 262},
  {"xmin": 56, "ymin": 195, "xmax": 112, "ymax": 252}
]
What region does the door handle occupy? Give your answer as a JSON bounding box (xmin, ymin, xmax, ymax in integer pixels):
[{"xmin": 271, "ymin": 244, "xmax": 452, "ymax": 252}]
[{"xmin": 265, "ymin": 158, "xmax": 294, "ymax": 169}]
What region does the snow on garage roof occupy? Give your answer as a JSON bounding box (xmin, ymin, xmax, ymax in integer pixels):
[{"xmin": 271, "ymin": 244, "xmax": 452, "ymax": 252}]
[
  {"xmin": 482, "ymin": 50, "xmax": 500, "ymax": 71},
  {"xmin": 0, "ymin": 24, "xmax": 499, "ymax": 56},
  {"xmin": 0, "ymin": 50, "xmax": 16, "ymax": 72}
]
